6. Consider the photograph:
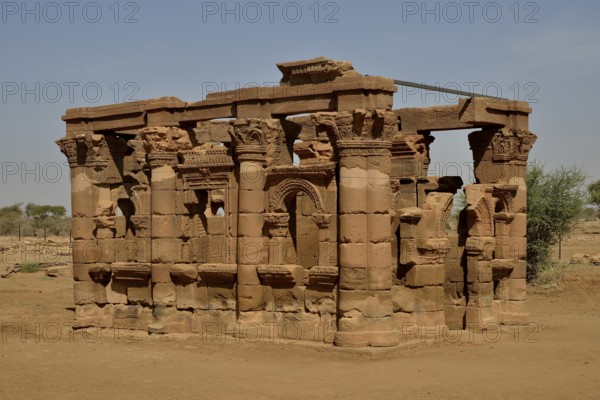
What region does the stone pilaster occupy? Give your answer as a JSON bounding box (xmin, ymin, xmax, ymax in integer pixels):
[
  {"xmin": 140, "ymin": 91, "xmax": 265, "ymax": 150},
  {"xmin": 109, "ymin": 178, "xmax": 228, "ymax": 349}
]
[{"xmin": 311, "ymin": 213, "xmax": 335, "ymax": 266}]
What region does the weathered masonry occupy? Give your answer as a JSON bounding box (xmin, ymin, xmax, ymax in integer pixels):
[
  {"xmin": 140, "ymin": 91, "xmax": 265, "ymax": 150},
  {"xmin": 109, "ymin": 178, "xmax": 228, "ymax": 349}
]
[{"xmin": 57, "ymin": 57, "xmax": 536, "ymax": 347}]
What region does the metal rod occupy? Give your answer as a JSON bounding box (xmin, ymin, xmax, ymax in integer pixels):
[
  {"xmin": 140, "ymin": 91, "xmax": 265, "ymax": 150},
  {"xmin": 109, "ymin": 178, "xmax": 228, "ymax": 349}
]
[{"xmin": 393, "ymin": 79, "xmax": 507, "ymax": 100}]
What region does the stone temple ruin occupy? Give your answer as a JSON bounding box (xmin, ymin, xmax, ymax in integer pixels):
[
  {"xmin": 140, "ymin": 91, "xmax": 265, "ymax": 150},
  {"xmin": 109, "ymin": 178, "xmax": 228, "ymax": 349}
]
[{"xmin": 57, "ymin": 57, "xmax": 536, "ymax": 347}]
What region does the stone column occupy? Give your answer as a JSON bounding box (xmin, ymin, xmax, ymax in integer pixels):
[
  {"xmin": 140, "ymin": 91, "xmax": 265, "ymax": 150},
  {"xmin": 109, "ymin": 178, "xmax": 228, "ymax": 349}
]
[
  {"xmin": 313, "ymin": 110, "xmax": 398, "ymax": 347},
  {"xmin": 229, "ymin": 119, "xmax": 283, "ymax": 312},
  {"xmin": 57, "ymin": 136, "xmax": 97, "ymax": 264},
  {"xmin": 140, "ymin": 127, "xmax": 193, "ymax": 294},
  {"xmin": 468, "ymin": 128, "xmax": 536, "ymax": 327}
]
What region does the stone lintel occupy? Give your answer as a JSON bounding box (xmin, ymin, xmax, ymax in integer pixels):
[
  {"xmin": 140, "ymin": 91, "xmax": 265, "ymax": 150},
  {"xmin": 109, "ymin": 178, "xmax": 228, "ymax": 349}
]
[{"xmin": 395, "ymin": 97, "xmax": 532, "ymax": 135}]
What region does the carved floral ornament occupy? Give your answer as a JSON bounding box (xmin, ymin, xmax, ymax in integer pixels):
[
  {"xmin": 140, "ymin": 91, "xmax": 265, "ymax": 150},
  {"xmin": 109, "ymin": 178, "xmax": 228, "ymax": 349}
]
[
  {"xmin": 57, "ymin": 133, "xmax": 116, "ymax": 168},
  {"xmin": 228, "ymin": 118, "xmax": 284, "ymax": 165},
  {"xmin": 491, "ymin": 129, "xmax": 537, "ymax": 162},
  {"xmin": 264, "ymin": 213, "xmax": 290, "ymax": 238},
  {"xmin": 139, "ymin": 126, "xmax": 193, "ymax": 154},
  {"xmin": 264, "ymin": 213, "xmax": 290, "ymax": 227},
  {"xmin": 56, "ymin": 137, "xmax": 80, "ymax": 166},
  {"xmin": 228, "ymin": 118, "xmax": 283, "ymax": 147},
  {"xmin": 311, "ymin": 109, "xmax": 397, "ymax": 145},
  {"xmin": 311, "ymin": 213, "xmax": 333, "ymax": 229}
]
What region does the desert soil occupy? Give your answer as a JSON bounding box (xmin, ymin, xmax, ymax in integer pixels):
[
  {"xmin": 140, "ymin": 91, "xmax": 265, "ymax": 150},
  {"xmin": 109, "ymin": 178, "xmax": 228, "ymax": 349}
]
[{"xmin": 0, "ymin": 226, "xmax": 599, "ymax": 400}]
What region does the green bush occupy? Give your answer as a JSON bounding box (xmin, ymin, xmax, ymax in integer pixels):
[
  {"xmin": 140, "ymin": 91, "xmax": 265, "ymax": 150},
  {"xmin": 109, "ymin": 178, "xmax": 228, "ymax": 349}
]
[{"xmin": 527, "ymin": 163, "xmax": 587, "ymax": 281}]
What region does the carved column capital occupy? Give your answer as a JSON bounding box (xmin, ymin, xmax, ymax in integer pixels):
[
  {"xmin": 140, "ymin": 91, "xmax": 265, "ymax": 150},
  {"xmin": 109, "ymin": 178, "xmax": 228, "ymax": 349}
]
[
  {"xmin": 56, "ymin": 137, "xmax": 83, "ymax": 167},
  {"xmin": 465, "ymin": 237, "xmax": 496, "ymax": 259},
  {"xmin": 487, "ymin": 129, "xmax": 537, "ymax": 163},
  {"xmin": 228, "ymin": 118, "xmax": 284, "ymax": 164},
  {"xmin": 139, "ymin": 126, "xmax": 192, "ymax": 167},
  {"xmin": 147, "ymin": 152, "xmax": 179, "ymax": 168},
  {"xmin": 311, "ymin": 213, "xmax": 333, "ymax": 229},
  {"xmin": 140, "ymin": 126, "xmax": 193, "ymax": 153},
  {"xmin": 311, "ymin": 109, "xmax": 397, "ymax": 154},
  {"xmin": 264, "ymin": 213, "xmax": 290, "ymax": 237}
]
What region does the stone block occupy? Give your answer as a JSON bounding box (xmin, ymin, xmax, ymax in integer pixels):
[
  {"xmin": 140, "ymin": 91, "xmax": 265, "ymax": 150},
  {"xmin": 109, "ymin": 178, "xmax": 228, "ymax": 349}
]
[
  {"xmin": 339, "ymin": 243, "xmax": 367, "ymax": 268},
  {"xmin": 238, "ymin": 213, "xmax": 264, "ymax": 237},
  {"xmin": 72, "ymin": 240, "xmax": 100, "ymax": 264},
  {"xmin": 71, "ymin": 217, "xmax": 96, "ymax": 240},
  {"xmin": 74, "ymin": 304, "xmax": 114, "ymax": 329},
  {"xmin": 238, "ymin": 190, "xmax": 265, "ymax": 213},
  {"xmin": 367, "ymin": 214, "xmax": 391, "ymax": 243},
  {"xmin": 338, "ymin": 290, "xmax": 392, "ymax": 319},
  {"xmin": 339, "ymin": 266, "xmax": 367, "ymax": 290},
  {"xmin": 497, "ymin": 300, "xmax": 529, "ymax": 323},
  {"xmin": 239, "ymin": 162, "xmax": 265, "ymax": 191},
  {"xmin": 467, "ymin": 259, "xmax": 492, "ymax": 283},
  {"xmin": 238, "ymin": 237, "xmax": 265, "ymax": 265},
  {"xmin": 73, "ymin": 264, "xmax": 93, "ymax": 281},
  {"xmin": 444, "ymin": 305, "xmax": 466, "ymax": 330},
  {"xmin": 367, "ymin": 265, "xmax": 392, "ymax": 290},
  {"xmin": 276, "ymin": 312, "xmax": 322, "ymax": 342},
  {"xmin": 106, "ymin": 279, "xmax": 128, "ymax": 304},
  {"xmin": 152, "ymin": 238, "xmax": 182, "ymax": 263},
  {"xmin": 207, "ymin": 216, "xmax": 226, "ymax": 236},
  {"xmin": 74, "ymin": 281, "xmax": 106, "ymax": 305},
  {"xmin": 413, "ymin": 310, "xmax": 445, "ymax": 327},
  {"xmin": 510, "ymin": 213, "xmax": 527, "ymax": 237},
  {"xmin": 505, "ymin": 278, "xmax": 526, "ymax": 301},
  {"xmin": 394, "ymin": 312, "xmax": 416, "ymax": 338},
  {"xmin": 151, "ymin": 190, "xmax": 177, "ymax": 215},
  {"xmin": 495, "ymin": 236, "xmax": 527, "ymax": 260},
  {"xmin": 170, "ymin": 263, "xmax": 198, "ymax": 284},
  {"xmin": 406, "ymin": 264, "xmax": 444, "ymax": 287},
  {"xmin": 176, "ymin": 283, "xmax": 207, "ymax": 310},
  {"xmin": 237, "ymin": 284, "xmax": 264, "ymax": 311},
  {"xmin": 414, "ymin": 286, "xmax": 444, "ymax": 312},
  {"xmin": 368, "ymin": 243, "xmax": 392, "ymax": 269},
  {"xmin": 190, "ymin": 310, "xmax": 237, "ymax": 337},
  {"xmin": 443, "ymin": 281, "xmax": 466, "ymax": 306},
  {"xmin": 467, "ymin": 282, "xmax": 494, "ymax": 307},
  {"xmin": 149, "ymin": 306, "xmax": 192, "ymax": 334},
  {"xmin": 339, "ymin": 214, "xmax": 368, "ymax": 243},
  {"xmin": 510, "ymin": 260, "xmax": 527, "ymax": 280},
  {"xmin": 207, "ymin": 283, "xmax": 237, "ymax": 311},
  {"xmin": 153, "ymin": 282, "xmax": 176, "ymax": 306},
  {"xmin": 151, "ymin": 165, "xmax": 177, "ymax": 191},
  {"xmin": 269, "ymin": 287, "xmax": 304, "ymax": 313},
  {"xmin": 367, "ymin": 184, "xmax": 391, "ymax": 214},
  {"xmin": 127, "ymin": 282, "xmax": 152, "ymax": 306},
  {"xmin": 151, "ymin": 215, "xmax": 181, "ymax": 238},
  {"xmin": 465, "ymin": 305, "xmax": 496, "ymax": 329},
  {"xmin": 305, "ymin": 287, "xmax": 336, "ymax": 315},
  {"xmin": 339, "ymin": 186, "xmax": 368, "ymax": 214},
  {"xmin": 392, "ymin": 285, "xmax": 416, "ymax": 313}
]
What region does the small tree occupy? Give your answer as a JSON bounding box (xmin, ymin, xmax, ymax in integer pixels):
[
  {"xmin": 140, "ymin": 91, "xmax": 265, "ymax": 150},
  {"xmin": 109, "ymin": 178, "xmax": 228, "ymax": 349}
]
[
  {"xmin": 24, "ymin": 203, "xmax": 68, "ymax": 236},
  {"xmin": 527, "ymin": 163, "xmax": 587, "ymax": 280},
  {"xmin": 589, "ymin": 179, "xmax": 600, "ymax": 212},
  {"xmin": 0, "ymin": 203, "xmax": 25, "ymax": 235}
]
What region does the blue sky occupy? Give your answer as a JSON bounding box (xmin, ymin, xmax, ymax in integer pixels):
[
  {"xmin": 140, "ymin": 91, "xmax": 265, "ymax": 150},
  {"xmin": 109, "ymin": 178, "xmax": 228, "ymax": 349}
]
[{"xmin": 1, "ymin": 0, "xmax": 599, "ymax": 211}]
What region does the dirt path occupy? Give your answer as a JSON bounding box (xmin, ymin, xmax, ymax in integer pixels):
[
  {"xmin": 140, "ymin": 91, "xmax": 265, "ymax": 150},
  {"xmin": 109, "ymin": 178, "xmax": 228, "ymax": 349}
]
[{"xmin": 0, "ymin": 268, "xmax": 599, "ymax": 400}]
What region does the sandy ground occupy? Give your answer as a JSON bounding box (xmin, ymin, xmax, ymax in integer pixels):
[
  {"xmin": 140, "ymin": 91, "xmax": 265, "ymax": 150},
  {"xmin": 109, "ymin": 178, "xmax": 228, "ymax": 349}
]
[{"xmin": 0, "ymin": 228, "xmax": 599, "ymax": 400}]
